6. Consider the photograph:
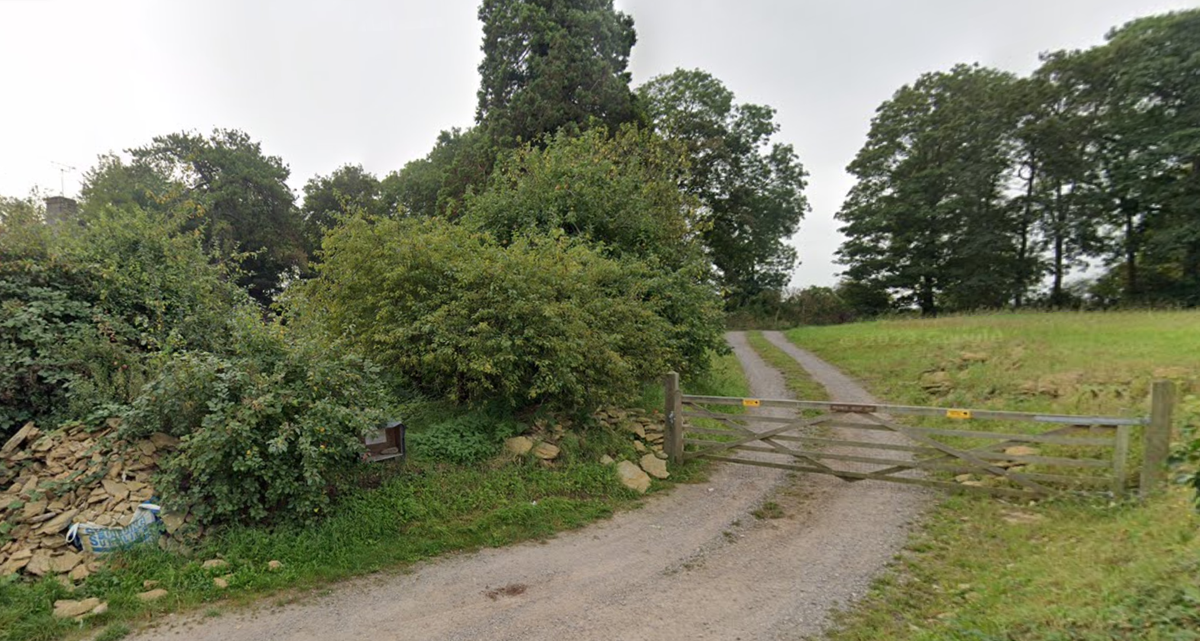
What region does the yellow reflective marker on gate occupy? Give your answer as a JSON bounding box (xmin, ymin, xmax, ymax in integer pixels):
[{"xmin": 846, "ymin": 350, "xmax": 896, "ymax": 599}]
[
  {"xmin": 742, "ymin": 398, "xmax": 761, "ymax": 407},
  {"xmin": 946, "ymin": 409, "xmax": 972, "ymax": 420}
]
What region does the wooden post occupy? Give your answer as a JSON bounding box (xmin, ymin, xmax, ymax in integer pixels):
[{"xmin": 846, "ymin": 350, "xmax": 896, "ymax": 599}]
[
  {"xmin": 664, "ymin": 372, "xmax": 684, "ymax": 465},
  {"xmin": 1139, "ymin": 380, "xmax": 1175, "ymax": 499}
]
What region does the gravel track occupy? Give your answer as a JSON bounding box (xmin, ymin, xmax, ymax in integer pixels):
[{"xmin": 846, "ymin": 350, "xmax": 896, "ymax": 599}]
[{"xmin": 131, "ymin": 331, "xmax": 927, "ymax": 641}]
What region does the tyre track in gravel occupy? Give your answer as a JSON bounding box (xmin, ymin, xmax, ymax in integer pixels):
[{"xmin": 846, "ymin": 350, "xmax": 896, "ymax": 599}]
[{"xmin": 131, "ymin": 331, "xmax": 927, "ymax": 641}]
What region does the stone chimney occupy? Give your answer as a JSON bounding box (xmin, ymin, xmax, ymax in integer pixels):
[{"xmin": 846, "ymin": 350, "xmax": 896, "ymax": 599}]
[{"xmin": 43, "ymin": 196, "xmax": 78, "ymax": 225}]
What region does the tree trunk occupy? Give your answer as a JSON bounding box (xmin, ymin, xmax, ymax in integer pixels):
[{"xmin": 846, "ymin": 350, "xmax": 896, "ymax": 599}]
[
  {"xmin": 1051, "ymin": 182, "xmax": 1065, "ymax": 306},
  {"xmin": 1121, "ymin": 199, "xmax": 1139, "ymax": 300},
  {"xmin": 919, "ymin": 275, "xmax": 937, "ymax": 317},
  {"xmin": 1015, "ymin": 223, "xmax": 1030, "ymax": 309},
  {"xmin": 1181, "ymin": 234, "xmax": 1200, "ymax": 305},
  {"xmin": 1183, "ymin": 159, "xmax": 1200, "ymax": 293},
  {"xmin": 1014, "ymin": 154, "xmax": 1037, "ymax": 309},
  {"xmin": 1052, "ymin": 236, "xmax": 1065, "ymax": 306}
]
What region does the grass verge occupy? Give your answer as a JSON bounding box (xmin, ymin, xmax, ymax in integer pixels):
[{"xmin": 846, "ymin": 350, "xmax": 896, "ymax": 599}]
[
  {"xmin": 0, "ymin": 352, "xmax": 751, "ymax": 641},
  {"xmin": 777, "ymin": 310, "xmax": 1200, "ymax": 641}
]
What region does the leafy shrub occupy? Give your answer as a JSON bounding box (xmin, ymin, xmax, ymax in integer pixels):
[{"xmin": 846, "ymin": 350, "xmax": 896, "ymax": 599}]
[
  {"xmin": 620, "ymin": 256, "xmax": 727, "ymax": 381},
  {"xmin": 0, "ymin": 207, "xmax": 144, "ymax": 433},
  {"xmin": 835, "ymin": 278, "xmax": 892, "ymax": 318},
  {"xmin": 0, "ymin": 254, "xmax": 108, "ymax": 430},
  {"xmin": 55, "ymin": 204, "xmax": 245, "ymax": 353},
  {"xmin": 0, "ymin": 200, "xmax": 245, "ymax": 435},
  {"xmin": 408, "ymin": 411, "xmax": 524, "ymax": 464},
  {"xmin": 786, "ymin": 286, "xmax": 855, "ymax": 325},
  {"xmin": 726, "ymin": 286, "xmax": 857, "ymax": 329},
  {"xmin": 295, "ymin": 217, "xmax": 713, "ymax": 411},
  {"xmin": 460, "ymin": 126, "xmax": 726, "ymax": 378},
  {"xmin": 2, "ymin": 199, "xmax": 403, "ymax": 525},
  {"xmin": 123, "ymin": 310, "xmax": 394, "ymax": 525}
]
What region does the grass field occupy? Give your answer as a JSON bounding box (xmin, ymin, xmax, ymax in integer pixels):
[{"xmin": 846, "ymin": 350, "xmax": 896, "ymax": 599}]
[
  {"xmin": 0, "ymin": 354, "xmax": 750, "ymax": 641},
  {"xmin": 776, "ymin": 311, "xmax": 1200, "ymax": 641}
]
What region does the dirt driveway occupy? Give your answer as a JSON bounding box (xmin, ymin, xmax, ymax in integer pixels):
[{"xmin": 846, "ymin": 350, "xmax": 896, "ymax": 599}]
[{"xmin": 131, "ymin": 331, "xmax": 927, "ymax": 641}]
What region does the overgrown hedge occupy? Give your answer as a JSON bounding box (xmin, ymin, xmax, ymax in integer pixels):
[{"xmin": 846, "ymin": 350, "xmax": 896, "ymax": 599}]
[
  {"xmin": 1170, "ymin": 394, "xmax": 1200, "ymax": 509},
  {"xmin": 293, "ymin": 217, "xmax": 723, "ymax": 411},
  {"xmin": 0, "ymin": 203, "xmax": 242, "ymax": 434},
  {"xmin": 1, "ymin": 201, "xmax": 396, "ymax": 526}
]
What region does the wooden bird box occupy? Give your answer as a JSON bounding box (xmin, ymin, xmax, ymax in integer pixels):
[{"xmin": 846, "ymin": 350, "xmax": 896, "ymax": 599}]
[{"xmin": 362, "ymin": 420, "xmax": 406, "ymax": 462}]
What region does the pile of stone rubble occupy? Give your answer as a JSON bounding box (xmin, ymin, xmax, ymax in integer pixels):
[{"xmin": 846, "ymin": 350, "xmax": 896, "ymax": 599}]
[{"xmin": 0, "ymin": 420, "xmax": 185, "ymax": 580}]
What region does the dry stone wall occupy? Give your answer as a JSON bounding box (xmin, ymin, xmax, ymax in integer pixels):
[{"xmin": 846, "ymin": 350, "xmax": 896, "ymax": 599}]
[{"xmin": 591, "ymin": 408, "xmax": 672, "ymax": 492}]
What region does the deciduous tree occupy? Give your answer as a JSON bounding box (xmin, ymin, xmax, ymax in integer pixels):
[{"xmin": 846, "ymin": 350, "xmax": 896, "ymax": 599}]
[
  {"xmin": 638, "ymin": 69, "xmax": 808, "ymax": 306},
  {"xmin": 1094, "ymin": 10, "xmax": 1200, "ymax": 304},
  {"xmin": 837, "ymin": 64, "xmax": 1021, "ymax": 315},
  {"xmin": 465, "ymin": 125, "xmax": 696, "ymax": 265},
  {"xmin": 301, "ymin": 164, "xmax": 385, "ymax": 248},
  {"xmin": 381, "ymin": 127, "xmax": 494, "ymax": 218},
  {"xmin": 126, "ymin": 129, "xmax": 307, "ymax": 303}
]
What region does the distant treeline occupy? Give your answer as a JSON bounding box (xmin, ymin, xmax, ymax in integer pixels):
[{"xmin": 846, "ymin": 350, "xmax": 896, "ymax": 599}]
[{"xmin": 836, "ymin": 9, "xmax": 1200, "ymax": 316}]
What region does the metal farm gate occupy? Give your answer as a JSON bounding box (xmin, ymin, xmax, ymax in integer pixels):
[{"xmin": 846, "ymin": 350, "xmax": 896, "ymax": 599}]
[{"xmin": 660, "ymin": 374, "xmax": 1176, "ymax": 500}]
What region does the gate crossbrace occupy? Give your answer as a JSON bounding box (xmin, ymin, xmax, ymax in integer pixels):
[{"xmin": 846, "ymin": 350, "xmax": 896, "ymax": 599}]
[
  {"xmin": 855, "ymin": 412, "xmax": 1055, "ymax": 495},
  {"xmin": 684, "ymin": 408, "xmax": 838, "ymax": 473},
  {"xmin": 865, "ymin": 424, "xmax": 1084, "ymax": 480},
  {"xmin": 684, "ymin": 404, "xmax": 1057, "ymax": 495}
]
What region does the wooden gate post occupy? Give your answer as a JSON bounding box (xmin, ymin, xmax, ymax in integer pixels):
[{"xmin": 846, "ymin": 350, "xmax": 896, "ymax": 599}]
[
  {"xmin": 663, "ymin": 372, "xmax": 684, "ymax": 465},
  {"xmin": 1140, "ymin": 380, "xmax": 1176, "ymax": 499}
]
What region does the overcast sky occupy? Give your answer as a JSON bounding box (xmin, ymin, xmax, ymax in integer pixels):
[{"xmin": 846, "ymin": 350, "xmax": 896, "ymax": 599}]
[{"xmin": 2, "ymin": 0, "xmax": 1196, "ymax": 286}]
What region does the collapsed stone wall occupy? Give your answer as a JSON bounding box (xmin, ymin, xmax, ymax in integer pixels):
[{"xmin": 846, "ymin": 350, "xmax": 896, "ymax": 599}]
[{"xmin": 0, "ymin": 421, "xmax": 183, "ymax": 580}]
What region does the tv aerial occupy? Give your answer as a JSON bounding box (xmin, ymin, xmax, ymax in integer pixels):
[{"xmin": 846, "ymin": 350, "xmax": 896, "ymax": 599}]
[{"xmin": 50, "ymin": 161, "xmax": 76, "ymax": 196}]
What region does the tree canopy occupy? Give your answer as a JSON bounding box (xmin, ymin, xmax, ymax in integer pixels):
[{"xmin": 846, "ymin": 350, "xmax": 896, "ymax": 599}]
[
  {"xmin": 638, "ymin": 68, "xmax": 808, "ymax": 306},
  {"xmin": 836, "ymin": 8, "xmax": 1200, "ymax": 313},
  {"xmin": 476, "ymin": 0, "xmax": 639, "ymax": 146},
  {"xmin": 464, "ymin": 125, "xmax": 698, "ymax": 265},
  {"xmin": 77, "ymin": 130, "xmax": 307, "ymax": 305},
  {"xmin": 301, "ymin": 164, "xmax": 385, "ymax": 231},
  {"xmin": 388, "ymin": 1, "xmax": 643, "ymax": 220},
  {"xmin": 1092, "ymin": 9, "xmax": 1200, "ymax": 303},
  {"xmin": 127, "ymin": 129, "xmax": 306, "ymax": 303},
  {"xmin": 382, "ymin": 127, "xmax": 494, "ymax": 219},
  {"xmin": 837, "ymin": 64, "xmax": 1020, "ymax": 316}
]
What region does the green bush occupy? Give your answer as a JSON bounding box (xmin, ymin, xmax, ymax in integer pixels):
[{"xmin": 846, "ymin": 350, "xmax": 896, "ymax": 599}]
[
  {"xmin": 0, "ymin": 201, "xmax": 245, "ymax": 435},
  {"xmin": 619, "ymin": 256, "xmax": 727, "ymax": 381},
  {"xmin": 465, "ymin": 126, "xmax": 695, "ymax": 264},
  {"xmin": 295, "ymin": 217, "xmax": 702, "ymax": 411},
  {"xmin": 55, "ymin": 203, "xmax": 245, "ymax": 353},
  {"xmin": 0, "ymin": 254, "xmax": 106, "ymax": 431},
  {"xmin": 2, "ymin": 200, "xmax": 404, "ymax": 525},
  {"xmin": 786, "ymin": 286, "xmax": 855, "ymax": 325},
  {"xmin": 293, "ymin": 127, "xmax": 726, "ymax": 414},
  {"xmin": 123, "ymin": 310, "xmax": 394, "ymax": 525},
  {"xmin": 408, "ymin": 411, "xmax": 524, "ymax": 464},
  {"xmin": 726, "ymin": 286, "xmax": 857, "ymax": 329},
  {"xmin": 294, "ymin": 218, "xmax": 720, "ymax": 412}
]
